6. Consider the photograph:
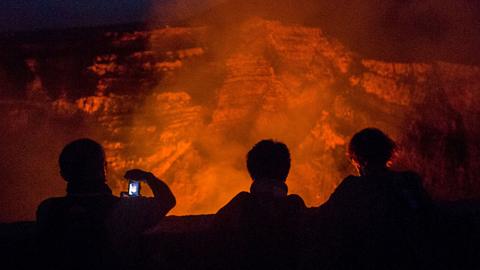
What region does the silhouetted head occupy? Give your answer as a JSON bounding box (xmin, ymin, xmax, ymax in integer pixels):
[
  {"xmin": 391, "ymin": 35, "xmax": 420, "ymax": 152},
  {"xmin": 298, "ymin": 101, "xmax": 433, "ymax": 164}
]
[
  {"xmin": 348, "ymin": 128, "xmax": 396, "ymax": 174},
  {"xmin": 247, "ymin": 139, "xmax": 291, "ymax": 182},
  {"xmin": 59, "ymin": 138, "xmax": 106, "ymax": 183}
]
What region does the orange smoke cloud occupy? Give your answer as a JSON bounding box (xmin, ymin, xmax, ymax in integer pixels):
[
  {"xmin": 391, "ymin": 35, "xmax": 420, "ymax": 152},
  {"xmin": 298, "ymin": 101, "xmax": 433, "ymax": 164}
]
[{"xmin": 2, "ymin": 2, "xmax": 480, "ymax": 221}]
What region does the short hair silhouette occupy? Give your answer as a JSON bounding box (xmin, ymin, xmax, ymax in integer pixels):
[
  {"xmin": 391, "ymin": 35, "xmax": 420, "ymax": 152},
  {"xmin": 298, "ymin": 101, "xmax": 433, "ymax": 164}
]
[
  {"xmin": 247, "ymin": 139, "xmax": 291, "ymax": 182},
  {"xmin": 348, "ymin": 128, "xmax": 396, "ymax": 166},
  {"xmin": 59, "ymin": 138, "xmax": 106, "ymax": 182}
]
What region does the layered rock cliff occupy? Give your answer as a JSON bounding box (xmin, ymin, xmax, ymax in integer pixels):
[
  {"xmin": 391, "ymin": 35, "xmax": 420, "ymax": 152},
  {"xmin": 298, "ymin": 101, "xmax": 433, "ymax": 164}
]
[{"xmin": 1, "ymin": 18, "xmax": 479, "ymax": 220}]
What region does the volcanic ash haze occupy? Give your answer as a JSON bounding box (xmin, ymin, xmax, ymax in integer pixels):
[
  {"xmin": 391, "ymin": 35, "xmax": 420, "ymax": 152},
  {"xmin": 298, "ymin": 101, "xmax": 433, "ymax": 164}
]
[{"xmin": 101, "ymin": 18, "xmax": 480, "ymax": 215}]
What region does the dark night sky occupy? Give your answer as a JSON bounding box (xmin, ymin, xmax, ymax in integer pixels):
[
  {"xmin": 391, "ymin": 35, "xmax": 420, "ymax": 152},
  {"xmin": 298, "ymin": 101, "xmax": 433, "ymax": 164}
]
[{"xmin": 0, "ymin": 0, "xmax": 158, "ymax": 32}]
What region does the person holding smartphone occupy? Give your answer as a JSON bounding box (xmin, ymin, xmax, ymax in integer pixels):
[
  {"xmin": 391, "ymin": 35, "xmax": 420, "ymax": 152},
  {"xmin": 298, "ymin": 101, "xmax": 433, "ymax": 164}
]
[{"xmin": 36, "ymin": 138, "xmax": 176, "ymax": 270}]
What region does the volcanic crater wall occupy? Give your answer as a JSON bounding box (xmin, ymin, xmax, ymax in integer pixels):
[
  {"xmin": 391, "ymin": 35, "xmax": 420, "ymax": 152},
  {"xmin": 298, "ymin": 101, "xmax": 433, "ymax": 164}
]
[{"xmin": 1, "ymin": 18, "xmax": 480, "ymax": 221}]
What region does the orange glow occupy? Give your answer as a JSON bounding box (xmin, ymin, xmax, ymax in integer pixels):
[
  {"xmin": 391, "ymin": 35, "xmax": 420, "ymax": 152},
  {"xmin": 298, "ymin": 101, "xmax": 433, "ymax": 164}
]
[
  {"xmin": 68, "ymin": 18, "xmax": 480, "ymax": 215},
  {"xmin": 3, "ymin": 17, "xmax": 479, "ymax": 222}
]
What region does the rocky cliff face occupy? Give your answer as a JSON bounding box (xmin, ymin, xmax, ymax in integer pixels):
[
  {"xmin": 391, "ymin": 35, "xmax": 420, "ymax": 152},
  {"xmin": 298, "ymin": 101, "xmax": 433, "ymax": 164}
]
[{"xmin": 1, "ymin": 18, "xmax": 479, "ymax": 220}]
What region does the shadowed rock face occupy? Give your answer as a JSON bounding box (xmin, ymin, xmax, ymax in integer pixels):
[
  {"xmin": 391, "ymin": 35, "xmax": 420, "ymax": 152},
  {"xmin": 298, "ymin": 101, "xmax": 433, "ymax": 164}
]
[{"xmin": 1, "ymin": 18, "xmax": 480, "ymax": 221}]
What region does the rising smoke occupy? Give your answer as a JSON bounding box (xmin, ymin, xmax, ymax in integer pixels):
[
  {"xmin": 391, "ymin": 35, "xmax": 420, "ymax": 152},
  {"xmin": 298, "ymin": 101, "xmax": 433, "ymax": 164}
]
[{"xmin": 1, "ymin": 0, "xmax": 480, "ymax": 221}]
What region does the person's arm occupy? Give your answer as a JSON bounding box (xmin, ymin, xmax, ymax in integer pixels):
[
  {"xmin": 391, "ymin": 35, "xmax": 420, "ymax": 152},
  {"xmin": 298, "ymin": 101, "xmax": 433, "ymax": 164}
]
[{"xmin": 124, "ymin": 169, "xmax": 176, "ymax": 224}]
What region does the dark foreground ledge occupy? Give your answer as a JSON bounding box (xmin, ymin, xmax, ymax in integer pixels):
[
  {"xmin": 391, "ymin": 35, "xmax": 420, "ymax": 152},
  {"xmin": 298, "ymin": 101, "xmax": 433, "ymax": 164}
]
[{"xmin": 1, "ymin": 201, "xmax": 480, "ymax": 269}]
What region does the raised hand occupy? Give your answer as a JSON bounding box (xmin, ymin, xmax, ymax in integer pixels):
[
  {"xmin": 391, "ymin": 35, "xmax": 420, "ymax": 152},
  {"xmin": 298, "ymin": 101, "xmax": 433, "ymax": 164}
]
[{"xmin": 124, "ymin": 169, "xmax": 153, "ymax": 182}]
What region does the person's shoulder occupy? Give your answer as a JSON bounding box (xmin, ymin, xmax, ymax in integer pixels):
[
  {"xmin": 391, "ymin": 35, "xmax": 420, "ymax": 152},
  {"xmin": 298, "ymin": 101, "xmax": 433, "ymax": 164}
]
[
  {"xmin": 393, "ymin": 170, "xmax": 423, "ymax": 186},
  {"xmin": 336, "ymin": 175, "xmax": 361, "ymax": 191},
  {"xmin": 287, "ymin": 193, "xmax": 304, "ymax": 202},
  {"xmin": 224, "ymin": 191, "xmax": 252, "ymax": 207},
  {"xmin": 225, "ymin": 191, "xmax": 252, "ymax": 205},
  {"xmin": 403, "ymin": 171, "xmax": 427, "ymax": 193},
  {"xmin": 37, "ymin": 197, "xmax": 66, "ymax": 211},
  {"xmin": 213, "ymin": 192, "xmax": 252, "ymax": 229},
  {"xmin": 36, "ymin": 197, "xmax": 68, "ymax": 222},
  {"xmin": 399, "ymin": 170, "xmax": 422, "ymax": 180},
  {"xmin": 216, "ymin": 192, "xmax": 252, "ymax": 214},
  {"xmin": 287, "ymin": 194, "xmax": 306, "ymax": 209},
  {"xmin": 233, "ymin": 191, "xmax": 252, "ymax": 201},
  {"xmin": 325, "ymin": 175, "xmax": 361, "ymax": 204}
]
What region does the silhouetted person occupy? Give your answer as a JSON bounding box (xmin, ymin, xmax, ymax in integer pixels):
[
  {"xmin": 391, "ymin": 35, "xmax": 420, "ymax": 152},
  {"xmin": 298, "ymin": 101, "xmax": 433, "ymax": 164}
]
[
  {"xmin": 36, "ymin": 138, "xmax": 175, "ymax": 270},
  {"xmin": 312, "ymin": 128, "xmax": 432, "ymax": 270},
  {"xmin": 213, "ymin": 139, "xmax": 306, "ymax": 269}
]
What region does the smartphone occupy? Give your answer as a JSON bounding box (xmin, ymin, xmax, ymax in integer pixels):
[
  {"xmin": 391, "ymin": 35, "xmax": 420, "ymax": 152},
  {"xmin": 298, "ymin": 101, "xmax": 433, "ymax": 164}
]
[{"xmin": 128, "ymin": 180, "xmax": 141, "ymax": 197}]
